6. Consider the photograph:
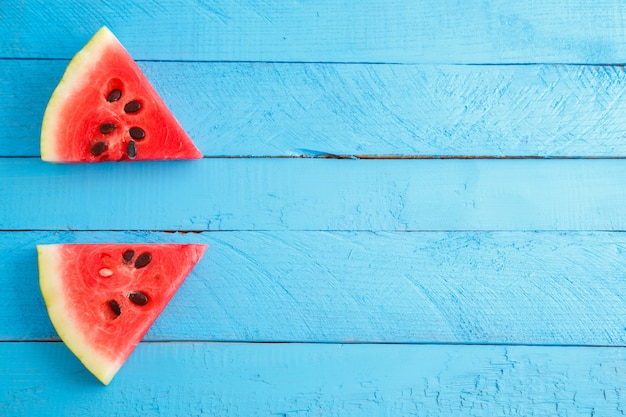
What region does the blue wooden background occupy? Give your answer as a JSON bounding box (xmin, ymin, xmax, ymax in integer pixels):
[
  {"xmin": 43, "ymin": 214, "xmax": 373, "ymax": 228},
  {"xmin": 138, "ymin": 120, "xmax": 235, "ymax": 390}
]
[{"xmin": 3, "ymin": 1, "xmax": 626, "ymax": 415}]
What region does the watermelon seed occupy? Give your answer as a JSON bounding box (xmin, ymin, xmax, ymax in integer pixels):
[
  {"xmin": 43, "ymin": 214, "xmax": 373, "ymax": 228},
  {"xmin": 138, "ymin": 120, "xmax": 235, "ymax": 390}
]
[
  {"xmin": 108, "ymin": 300, "xmax": 121, "ymax": 317},
  {"xmin": 124, "ymin": 100, "xmax": 141, "ymax": 113},
  {"xmin": 123, "ymin": 249, "xmax": 135, "ymax": 264},
  {"xmin": 99, "ymin": 123, "xmax": 117, "ymax": 134},
  {"xmin": 99, "ymin": 268, "xmax": 113, "ymax": 277},
  {"xmin": 107, "ymin": 89, "xmax": 122, "ymax": 102},
  {"xmin": 134, "ymin": 252, "xmax": 152, "ymax": 268},
  {"xmin": 90, "ymin": 141, "xmax": 107, "ymax": 156},
  {"xmin": 127, "ymin": 140, "xmax": 137, "ymax": 159},
  {"xmin": 128, "ymin": 291, "xmax": 149, "ymax": 306},
  {"xmin": 129, "ymin": 127, "xmax": 145, "ymax": 140}
]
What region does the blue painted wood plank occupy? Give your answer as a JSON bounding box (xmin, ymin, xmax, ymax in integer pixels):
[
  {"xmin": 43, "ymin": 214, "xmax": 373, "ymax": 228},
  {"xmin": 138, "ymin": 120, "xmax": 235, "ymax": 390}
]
[
  {"xmin": 4, "ymin": 0, "xmax": 626, "ymax": 64},
  {"xmin": 7, "ymin": 1, "xmax": 626, "ymax": 415},
  {"xmin": 2, "ymin": 158, "xmax": 626, "ymax": 232},
  {"xmin": 4, "ymin": 230, "xmax": 626, "ymax": 346},
  {"xmin": 5, "ymin": 60, "xmax": 626, "ymax": 158},
  {"xmin": 2, "ymin": 342, "xmax": 625, "ymax": 416}
]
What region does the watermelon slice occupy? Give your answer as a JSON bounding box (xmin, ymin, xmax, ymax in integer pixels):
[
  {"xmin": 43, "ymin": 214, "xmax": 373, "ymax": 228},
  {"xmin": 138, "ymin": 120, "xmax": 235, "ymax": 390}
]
[
  {"xmin": 37, "ymin": 243, "xmax": 207, "ymax": 385},
  {"xmin": 41, "ymin": 26, "xmax": 202, "ymax": 162}
]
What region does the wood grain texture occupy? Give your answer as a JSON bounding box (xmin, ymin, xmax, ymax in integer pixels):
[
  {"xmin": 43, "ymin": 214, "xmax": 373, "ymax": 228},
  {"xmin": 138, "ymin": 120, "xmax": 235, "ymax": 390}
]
[
  {"xmin": 6, "ymin": 1, "xmax": 626, "ymax": 413},
  {"xmin": 5, "ymin": 60, "xmax": 626, "ymax": 158},
  {"xmin": 3, "ymin": 158, "xmax": 626, "ymax": 232},
  {"xmin": 4, "ymin": 230, "xmax": 626, "ymax": 346},
  {"xmin": 4, "ymin": 0, "xmax": 626, "ymax": 64},
  {"xmin": 2, "ymin": 342, "xmax": 625, "ymax": 416}
]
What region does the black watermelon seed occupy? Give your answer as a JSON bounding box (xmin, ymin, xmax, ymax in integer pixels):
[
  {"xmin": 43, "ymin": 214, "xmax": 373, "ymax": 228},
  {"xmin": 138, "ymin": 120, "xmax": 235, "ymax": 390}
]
[
  {"xmin": 107, "ymin": 89, "xmax": 122, "ymax": 102},
  {"xmin": 129, "ymin": 127, "xmax": 145, "ymax": 140},
  {"xmin": 108, "ymin": 300, "xmax": 121, "ymax": 316},
  {"xmin": 134, "ymin": 252, "xmax": 152, "ymax": 268},
  {"xmin": 124, "ymin": 100, "xmax": 141, "ymax": 113},
  {"xmin": 128, "ymin": 291, "xmax": 149, "ymax": 306},
  {"xmin": 127, "ymin": 140, "xmax": 137, "ymax": 159},
  {"xmin": 90, "ymin": 141, "xmax": 107, "ymax": 156},
  {"xmin": 123, "ymin": 249, "xmax": 135, "ymax": 263},
  {"xmin": 99, "ymin": 123, "xmax": 117, "ymax": 134}
]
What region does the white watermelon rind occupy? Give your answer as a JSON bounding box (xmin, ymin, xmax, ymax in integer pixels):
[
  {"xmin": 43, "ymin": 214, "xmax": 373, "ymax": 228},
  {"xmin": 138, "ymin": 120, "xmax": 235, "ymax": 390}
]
[
  {"xmin": 40, "ymin": 27, "xmax": 119, "ymax": 162},
  {"xmin": 37, "ymin": 244, "xmax": 122, "ymax": 385}
]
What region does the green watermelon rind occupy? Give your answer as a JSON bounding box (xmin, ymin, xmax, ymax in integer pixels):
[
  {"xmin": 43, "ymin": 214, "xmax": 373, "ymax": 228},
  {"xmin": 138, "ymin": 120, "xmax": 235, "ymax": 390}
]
[
  {"xmin": 40, "ymin": 27, "xmax": 118, "ymax": 162},
  {"xmin": 37, "ymin": 243, "xmax": 122, "ymax": 385}
]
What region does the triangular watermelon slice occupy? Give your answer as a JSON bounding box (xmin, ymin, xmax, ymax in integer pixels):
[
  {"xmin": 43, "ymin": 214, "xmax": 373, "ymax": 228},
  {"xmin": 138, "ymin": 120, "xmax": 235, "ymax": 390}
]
[
  {"xmin": 37, "ymin": 243, "xmax": 207, "ymax": 385},
  {"xmin": 41, "ymin": 27, "xmax": 202, "ymax": 162}
]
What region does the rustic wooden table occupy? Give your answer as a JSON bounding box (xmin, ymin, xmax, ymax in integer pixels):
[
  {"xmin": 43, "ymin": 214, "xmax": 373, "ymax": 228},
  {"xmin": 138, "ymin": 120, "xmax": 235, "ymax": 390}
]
[{"xmin": 3, "ymin": 1, "xmax": 626, "ymax": 415}]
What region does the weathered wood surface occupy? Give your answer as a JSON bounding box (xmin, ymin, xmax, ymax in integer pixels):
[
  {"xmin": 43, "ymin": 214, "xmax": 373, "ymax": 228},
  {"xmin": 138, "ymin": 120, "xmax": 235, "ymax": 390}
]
[
  {"xmin": 3, "ymin": 0, "xmax": 626, "ymax": 415},
  {"xmin": 4, "ymin": 60, "xmax": 626, "ymax": 158},
  {"xmin": 3, "ymin": 342, "xmax": 626, "ymax": 417},
  {"xmin": 4, "ymin": 0, "xmax": 626, "ymax": 64},
  {"xmin": 3, "ymin": 158, "xmax": 626, "ymax": 231},
  {"xmin": 3, "ymin": 230, "xmax": 626, "ymax": 346}
]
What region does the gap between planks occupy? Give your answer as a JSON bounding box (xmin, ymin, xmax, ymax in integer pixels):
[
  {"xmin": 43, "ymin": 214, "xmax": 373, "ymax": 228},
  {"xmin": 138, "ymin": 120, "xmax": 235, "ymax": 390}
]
[
  {"xmin": 5, "ymin": 57, "xmax": 626, "ymax": 66},
  {"xmin": 4, "ymin": 340, "xmax": 626, "ymax": 349},
  {"xmin": 8, "ymin": 155, "xmax": 626, "ymax": 159},
  {"xmin": 7, "ymin": 229, "xmax": 626, "ymax": 233}
]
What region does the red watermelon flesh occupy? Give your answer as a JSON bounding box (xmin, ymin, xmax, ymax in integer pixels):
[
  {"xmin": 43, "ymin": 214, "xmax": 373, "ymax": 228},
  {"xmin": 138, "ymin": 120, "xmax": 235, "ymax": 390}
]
[
  {"xmin": 37, "ymin": 243, "xmax": 207, "ymax": 385},
  {"xmin": 41, "ymin": 27, "xmax": 202, "ymax": 162}
]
